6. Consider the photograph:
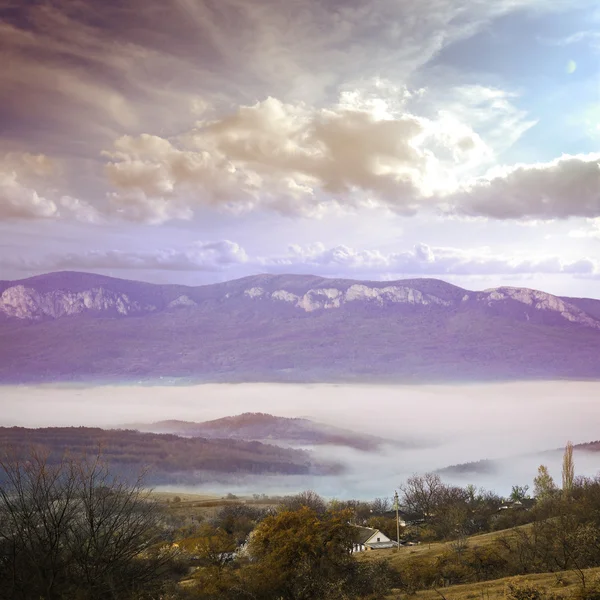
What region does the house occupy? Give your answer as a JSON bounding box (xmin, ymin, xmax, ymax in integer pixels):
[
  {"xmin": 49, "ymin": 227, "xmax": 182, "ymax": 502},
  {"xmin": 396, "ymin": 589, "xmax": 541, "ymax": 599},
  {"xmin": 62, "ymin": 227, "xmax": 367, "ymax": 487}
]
[
  {"xmin": 498, "ymin": 498, "xmax": 536, "ymax": 511},
  {"xmin": 351, "ymin": 526, "xmax": 398, "ymax": 553},
  {"xmin": 382, "ymin": 509, "xmax": 409, "ymax": 527}
]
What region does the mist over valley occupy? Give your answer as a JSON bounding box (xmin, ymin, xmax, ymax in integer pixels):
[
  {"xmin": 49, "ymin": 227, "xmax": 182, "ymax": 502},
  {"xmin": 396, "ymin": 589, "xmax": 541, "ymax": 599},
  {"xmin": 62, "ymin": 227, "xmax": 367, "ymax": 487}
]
[{"xmin": 2, "ymin": 381, "xmax": 599, "ymax": 499}]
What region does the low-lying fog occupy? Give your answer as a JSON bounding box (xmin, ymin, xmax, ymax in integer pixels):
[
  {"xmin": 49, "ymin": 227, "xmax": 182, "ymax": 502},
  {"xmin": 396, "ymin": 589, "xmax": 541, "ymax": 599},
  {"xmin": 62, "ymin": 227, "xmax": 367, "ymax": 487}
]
[{"xmin": 2, "ymin": 381, "xmax": 599, "ymax": 499}]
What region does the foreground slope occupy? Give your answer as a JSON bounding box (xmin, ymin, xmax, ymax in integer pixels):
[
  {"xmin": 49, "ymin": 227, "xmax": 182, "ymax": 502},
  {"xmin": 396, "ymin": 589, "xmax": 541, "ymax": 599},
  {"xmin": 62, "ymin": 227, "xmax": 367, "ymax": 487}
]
[{"xmin": 1, "ymin": 271, "xmax": 600, "ymax": 382}]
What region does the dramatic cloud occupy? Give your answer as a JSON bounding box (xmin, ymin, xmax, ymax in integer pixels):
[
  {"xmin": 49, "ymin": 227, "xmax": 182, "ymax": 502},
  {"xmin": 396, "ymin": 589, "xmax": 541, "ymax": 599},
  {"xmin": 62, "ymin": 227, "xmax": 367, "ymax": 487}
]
[
  {"xmin": 2, "ymin": 0, "xmax": 599, "ymax": 298},
  {"xmin": 1, "ymin": 0, "xmax": 563, "ymax": 146},
  {"xmin": 104, "ymin": 115, "xmax": 600, "ymax": 223},
  {"xmin": 2, "ymin": 0, "xmax": 597, "ymax": 224},
  {"xmin": 103, "ymin": 95, "xmax": 494, "ymax": 221}
]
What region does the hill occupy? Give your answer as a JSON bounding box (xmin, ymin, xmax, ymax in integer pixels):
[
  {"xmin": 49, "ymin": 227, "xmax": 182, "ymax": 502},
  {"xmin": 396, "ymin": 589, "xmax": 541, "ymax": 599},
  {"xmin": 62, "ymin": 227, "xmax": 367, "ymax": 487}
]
[
  {"xmin": 122, "ymin": 412, "xmax": 399, "ymax": 451},
  {"xmin": 438, "ymin": 439, "xmax": 600, "ymax": 477},
  {"xmin": 0, "ymin": 426, "xmax": 340, "ymax": 484},
  {"xmin": 1, "ymin": 271, "xmax": 600, "ymax": 382}
]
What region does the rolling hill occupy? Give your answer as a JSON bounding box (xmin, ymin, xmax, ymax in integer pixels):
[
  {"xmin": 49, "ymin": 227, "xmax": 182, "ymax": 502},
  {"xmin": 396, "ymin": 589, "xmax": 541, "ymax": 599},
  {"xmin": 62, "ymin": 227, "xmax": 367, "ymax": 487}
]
[
  {"xmin": 122, "ymin": 412, "xmax": 399, "ymax": 451},
  {"xmin": 438, "ymin": 439, "xmax": 600, "ymax": 478},
  {"xmin": 0, "ymin": 426, "xmax": 339, "ymax": 484},
  {"xmin": 1, "ymin": 271, "xmax": 600, "ymax": 383}
]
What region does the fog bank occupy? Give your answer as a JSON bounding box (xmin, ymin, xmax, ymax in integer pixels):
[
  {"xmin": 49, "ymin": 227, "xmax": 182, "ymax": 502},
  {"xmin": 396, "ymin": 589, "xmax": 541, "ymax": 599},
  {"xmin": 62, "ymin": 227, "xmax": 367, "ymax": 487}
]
[{"xmin": 2, "ymin": 381, "xmax": 599, "ymax": 498}]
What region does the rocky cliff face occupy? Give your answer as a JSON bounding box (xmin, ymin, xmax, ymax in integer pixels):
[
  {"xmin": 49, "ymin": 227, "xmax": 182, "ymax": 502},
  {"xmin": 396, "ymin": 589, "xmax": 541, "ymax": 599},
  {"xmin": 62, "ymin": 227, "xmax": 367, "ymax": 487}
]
[
  {"xmin": 2, "ymin": 272, "xmax": 600, "ymax": 383},
  {"xmin": 242, "ymin": 283, "xmax": 451, "ymax": 311},
  {"xmin": 0, "ymin": 285, "xmax": 154, "ymax": 320},
  {"xmin": 1, "ymin": 275, "xmax": 599, "ymax": 331},
  {"xmin": 478, "ymin": 287, "xmax": 600, "ymax": 330}
]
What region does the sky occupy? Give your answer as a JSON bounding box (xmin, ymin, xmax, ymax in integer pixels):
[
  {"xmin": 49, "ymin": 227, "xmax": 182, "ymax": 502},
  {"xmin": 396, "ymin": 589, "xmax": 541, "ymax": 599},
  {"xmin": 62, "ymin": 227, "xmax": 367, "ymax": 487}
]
[{"xmin": 1, "ymin": 0, "xmax": 599, "ymax": 297}]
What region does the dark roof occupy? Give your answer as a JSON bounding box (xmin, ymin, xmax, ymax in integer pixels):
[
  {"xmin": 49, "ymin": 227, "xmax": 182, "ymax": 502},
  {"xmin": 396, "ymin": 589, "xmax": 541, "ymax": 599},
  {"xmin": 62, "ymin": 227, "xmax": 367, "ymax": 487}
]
[
  {"xmin": 366, "ymin": 541, "xmax": 398, "ymax": 549},
  {"xmin": 353, "ymin": 526, "xmax": 379, "ymax": 545}
]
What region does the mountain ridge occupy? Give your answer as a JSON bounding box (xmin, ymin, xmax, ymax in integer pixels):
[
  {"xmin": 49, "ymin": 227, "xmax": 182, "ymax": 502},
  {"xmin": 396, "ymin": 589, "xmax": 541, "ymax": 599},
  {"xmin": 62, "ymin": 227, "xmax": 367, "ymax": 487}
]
[
  {"xmin": 1, "ymin": 271, "xmax": 599, "ymax": 383},
  {"xmin": 2, "ymin": 270, "xmax": 599, "ymax": 325}
]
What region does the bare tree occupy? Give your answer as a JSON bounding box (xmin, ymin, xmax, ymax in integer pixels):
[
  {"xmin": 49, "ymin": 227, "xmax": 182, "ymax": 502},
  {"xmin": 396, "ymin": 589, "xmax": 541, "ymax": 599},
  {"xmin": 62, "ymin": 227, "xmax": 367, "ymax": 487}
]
[
  {"xmin": 400, "ymin": 473, "xmax": 445, "ymax": 520},
  {"xmin": 370, "ymin": 497, "xmax": 391, "ymax": 515},
  {"xmin": 0, "ymin": 448, "xmax": 172, "ymax": 600},
  {"xmin": 279, "ymin": 490, "xmax": 327, "ymax": 515}
]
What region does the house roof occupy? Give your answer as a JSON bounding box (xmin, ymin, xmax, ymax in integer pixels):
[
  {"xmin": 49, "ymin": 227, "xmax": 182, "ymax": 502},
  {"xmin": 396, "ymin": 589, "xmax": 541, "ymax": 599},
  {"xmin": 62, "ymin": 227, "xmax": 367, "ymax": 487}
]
[
  {"xmin": 353, "ymin": 526, "xmax": 379, "ymax": 545},
  {"xmin": 366, "ymin": 541, "xmax": 398, "ymax": 549}
]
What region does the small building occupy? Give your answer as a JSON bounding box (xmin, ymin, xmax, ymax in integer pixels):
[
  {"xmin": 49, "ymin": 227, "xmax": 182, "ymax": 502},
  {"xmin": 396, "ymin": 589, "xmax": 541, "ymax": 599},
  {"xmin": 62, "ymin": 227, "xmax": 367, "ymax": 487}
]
[
  {"xmin": 498, "ymin": 498, "xmax": 536, "ymax": 511},
  {"xmin": 352, "ymin": 526, "xmax": 397, "ymax": 553}
]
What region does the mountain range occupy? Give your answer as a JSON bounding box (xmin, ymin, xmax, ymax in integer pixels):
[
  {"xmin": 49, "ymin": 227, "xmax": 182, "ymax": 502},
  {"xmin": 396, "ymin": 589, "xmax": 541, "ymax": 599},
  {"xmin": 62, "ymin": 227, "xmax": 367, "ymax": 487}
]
[{"xmin": 1, "ymin": 271, "xmax": 600, "ymax": 382}]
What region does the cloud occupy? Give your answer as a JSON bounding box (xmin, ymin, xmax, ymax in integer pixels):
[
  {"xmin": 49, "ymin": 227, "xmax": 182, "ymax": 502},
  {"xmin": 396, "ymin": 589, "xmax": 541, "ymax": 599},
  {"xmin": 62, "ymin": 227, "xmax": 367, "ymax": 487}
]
[
  {"xmin": 103, "ymin": 95, "xmax": 494, "ymax": 222},
  {"xmin": 538, "ymin": 30, "xmax": 600, "ymax": 49},
  {"xmin": 3, "ymin": 241, "xmax": 248, "ymax": 273},
  {"xmin": 2, "ymin": 0, "xmax": 551, "ymax": 152},
  {"xmin": 2, "ymin": 0, "xmax": 597, "ymax": 226},
  {"xmin": 104, "ymin": 107, "xmax": 600, "ymax": 223},
  {"xmin": 4, "ymin": 240, "xmax": 597, "ymax": 281},
  {"xmin": 0, "ymin": 170, "xmax": 58, "ymax": 220},
  {"xmin": 448, "ymin": 153, "xmax": 600, "ymax": 220},
  {"xmin": 414, "ymin": 85, "xmax": 538, "ymax": 155},
  {"xmin": 0, "ymin": 153, "xmax": 99, "ymax": 222},
  {"xmin": 266, "ymin": 243, "xmax": 599, "ymax": 278},
  {"xmin": 569, "ymin": 218, "xmax": 600, "ymax": 239}
]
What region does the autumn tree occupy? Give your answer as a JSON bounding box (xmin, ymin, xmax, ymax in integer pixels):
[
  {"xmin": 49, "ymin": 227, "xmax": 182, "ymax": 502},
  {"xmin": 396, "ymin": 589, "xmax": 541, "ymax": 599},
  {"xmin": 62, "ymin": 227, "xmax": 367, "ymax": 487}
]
[
  {"xmin": 510, "ymin": 485, "xmax": 530, "ymax": 502},
  {"xmin": 534, "ymin": 465, "xmax": 557, "ymax": 501},
  {"xmin": 562, "ymin": 441, "xmax": 575, "ymax": 494},
  {"xmin": 245, "ymin": 506, "xmax": 356, "ymax": 600},
  {"xmin": 211, "ymin": 502, "xmax": 269, "ymax": 545}
]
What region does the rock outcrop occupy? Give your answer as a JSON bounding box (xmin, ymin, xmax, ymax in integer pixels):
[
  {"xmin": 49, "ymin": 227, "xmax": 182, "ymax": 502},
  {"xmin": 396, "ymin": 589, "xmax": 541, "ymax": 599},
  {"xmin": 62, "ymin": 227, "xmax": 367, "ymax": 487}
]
[
  {"xmin": 0, "ymin": 285, "xmax": 153, "ymax": 320},
  {"xmin": 1, "ymin": 273, "xmax": 599, "ymax": 331}
]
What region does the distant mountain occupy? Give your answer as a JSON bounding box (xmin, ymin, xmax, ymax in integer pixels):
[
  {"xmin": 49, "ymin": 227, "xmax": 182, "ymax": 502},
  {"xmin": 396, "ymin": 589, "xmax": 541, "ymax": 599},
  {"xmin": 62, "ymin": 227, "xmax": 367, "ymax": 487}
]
[
  {"xmin": 1, "ymin": 271, "xmax": 600, "ymax": 382},
  {"xmin": 0, "ymin": 426, "xmax": 339, "ymax": 485},
  {"xmin": 122, "ymin": 412, "xmax": 397, "ymax": 451}
]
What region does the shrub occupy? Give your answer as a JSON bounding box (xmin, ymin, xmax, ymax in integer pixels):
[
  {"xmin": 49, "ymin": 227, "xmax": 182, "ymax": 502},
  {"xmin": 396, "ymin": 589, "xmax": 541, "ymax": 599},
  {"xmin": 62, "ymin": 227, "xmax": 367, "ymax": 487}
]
[{"xmin": 505, "ymin": 579, "xmax": 545, "ymax": 600}]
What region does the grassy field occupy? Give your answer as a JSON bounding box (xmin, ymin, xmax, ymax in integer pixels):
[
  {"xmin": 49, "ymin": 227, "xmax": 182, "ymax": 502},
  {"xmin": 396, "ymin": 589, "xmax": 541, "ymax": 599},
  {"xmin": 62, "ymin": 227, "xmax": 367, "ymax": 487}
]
[
  {"xmin": 382, "ymin": 567, "xmax": 600, "ymax": 600},
  {"xmin": 356, "ymin": 526, "xmax": 600, "ymax": 600},
  {"xmin": 151, "ymin": 491, "xmax": 278, "ymax": 521},
  {"xmin": 356, "ymin": 527, "xmax": 529, "ymax": 568}
]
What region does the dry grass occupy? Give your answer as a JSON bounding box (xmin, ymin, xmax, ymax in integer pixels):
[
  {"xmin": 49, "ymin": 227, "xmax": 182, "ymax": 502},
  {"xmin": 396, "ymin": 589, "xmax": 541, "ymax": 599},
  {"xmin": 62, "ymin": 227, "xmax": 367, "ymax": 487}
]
[
  {"xmin": 150, "ymin": 491, "xmax": 278, "ymax": 520},
  {"xmin": 383, "ymin": 567, "xmax": 600, "ymax": 600},
  {"xmin": 150, "ymin": 491, "xmax": 223, "ymax": 503},
  {"xmin": 356, "ymin": 527, "xmax": 531, "ymax": 569}
]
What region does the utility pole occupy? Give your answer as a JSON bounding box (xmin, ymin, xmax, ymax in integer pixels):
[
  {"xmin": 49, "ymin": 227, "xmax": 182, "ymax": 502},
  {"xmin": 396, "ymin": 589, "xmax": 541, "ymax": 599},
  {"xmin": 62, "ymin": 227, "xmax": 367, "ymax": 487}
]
[{"xmin": 394, "ymin": 490, "xmax": 400, "ymax": 551}]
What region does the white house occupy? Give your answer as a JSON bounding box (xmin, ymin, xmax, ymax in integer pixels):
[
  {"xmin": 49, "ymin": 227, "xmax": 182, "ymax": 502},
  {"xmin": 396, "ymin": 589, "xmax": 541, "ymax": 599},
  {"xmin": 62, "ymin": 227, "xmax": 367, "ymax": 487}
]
[{"xmin": 351, "ymin": 526, "xmax": 397, "ymax": 553}]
